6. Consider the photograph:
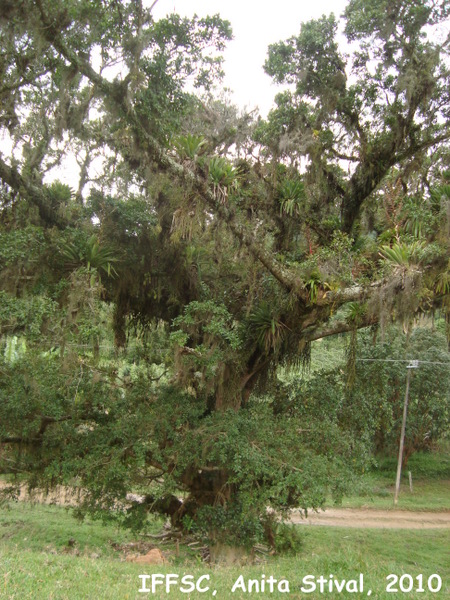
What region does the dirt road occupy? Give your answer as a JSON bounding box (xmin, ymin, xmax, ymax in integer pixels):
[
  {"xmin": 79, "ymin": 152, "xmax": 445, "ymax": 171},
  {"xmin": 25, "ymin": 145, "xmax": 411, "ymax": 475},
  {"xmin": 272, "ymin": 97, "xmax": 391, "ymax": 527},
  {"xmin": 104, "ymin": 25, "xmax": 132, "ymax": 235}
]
[{"xmin": 291, "ymin": 507, "xmax": 450, "ymax": 529}]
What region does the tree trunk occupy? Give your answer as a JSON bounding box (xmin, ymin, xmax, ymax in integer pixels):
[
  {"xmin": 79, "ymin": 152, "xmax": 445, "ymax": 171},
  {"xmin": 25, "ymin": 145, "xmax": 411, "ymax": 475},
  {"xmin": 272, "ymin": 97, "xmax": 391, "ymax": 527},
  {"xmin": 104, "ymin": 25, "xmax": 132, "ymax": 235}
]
[{"xmin": 209, "ymin": 543, "xmax": 251, "ymax": 565}]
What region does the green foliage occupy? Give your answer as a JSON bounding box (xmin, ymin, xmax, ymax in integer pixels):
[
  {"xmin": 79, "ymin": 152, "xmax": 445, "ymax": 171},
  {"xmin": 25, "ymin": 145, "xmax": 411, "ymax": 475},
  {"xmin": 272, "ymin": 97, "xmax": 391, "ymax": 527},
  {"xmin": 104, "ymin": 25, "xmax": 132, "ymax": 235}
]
[
  {"xmin": 0, "ymin": 0, "xmax": 449, "ymax": 552},
  {"xmin": 376, "ymin": 448, "xmax": 450, "ymax": 479},
  {"xmin": 0, "ymin": 350, "xmax": 360, "ymax": 547},
  {"xmin": 379, "ymin": 241, "xmax": 426, "ymax": 268},
  {"xmin": 429, "ymin": 183, "xmax": 450, "ymax": 208},
  {"xmin": 435, "ymin": 267, "xmax": 450, "ymax": 295},
  {"xmin": 246, "ymin": 302, "xmax": 286, "ymax": 354},
  {"xmin": 174, "ymin": 133, "xmax": 206, "ymax": 161},
  {"xmin": 60, "ymin": 235, "xmax": 119, "ymax": 279},
  {"xmin": 195, "ymin": 503, "xmax": 265, "ymax": 549},
  {"xmin": 303, "ymin": 271, "xmax": 325, "ymax": 304},
  {"xmin": 273, "ymin": 523, "xmax": 304, "ymax": 555},
  {"xmin": 265, "ymin": 14, "xmax": 345, "ymax": 98},
  {"xmin": 300, "ymin": 231, "xmax": 356, "ymax": 288},
  {"xmin": 0, "ymin": 292, "xmax": 59, "ymax": 340},
  {"xmin": 208, "ymin": 156, "xmax": 240, "ymax": 202},
  {"xmin": 135, "ymin": 13, "xmax": 232, "ymax": 142},
  {"xmin": 289, "ymin": 327, "xmax": 449, "ymax": 466},
  {"xmin": 344, "ymin": 0, "xmax": 442, "ymax": 44},
  {"xmin": 87, "ymin": 194, "xmax": 158, "ymax": 240},
  {"xmin": 278, "ymin": 179, "xmax": 305, "ymax": 216},
  {"xmin": 402, "ymin": 196, "xmax": 436, "ymax": 239},
  {"xmin": 261, "ymin": 0, "xmax": 449, "ymax": 230},
  {"xmin": 172, "ymin": 300, "xmax": 242, "ymax": 351},
  {"xmin": 147, "ymin": 399, "xmax": 359, "ymax": 546},
  {"xmin": 345, "ymin": 301, "xmax": 367, "ymax": 325},
  {"xmin": 0, "ymin": 226, "xmax": 45, "ymax": 267}
]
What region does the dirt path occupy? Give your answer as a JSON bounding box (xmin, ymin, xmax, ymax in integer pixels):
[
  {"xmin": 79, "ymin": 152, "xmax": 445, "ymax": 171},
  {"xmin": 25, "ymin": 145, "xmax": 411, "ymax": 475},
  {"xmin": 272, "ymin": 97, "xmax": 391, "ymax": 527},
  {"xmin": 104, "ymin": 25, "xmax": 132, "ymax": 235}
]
[{"xmin": 290, "ymin": 507, "xmax": 450, "ymax": 529}]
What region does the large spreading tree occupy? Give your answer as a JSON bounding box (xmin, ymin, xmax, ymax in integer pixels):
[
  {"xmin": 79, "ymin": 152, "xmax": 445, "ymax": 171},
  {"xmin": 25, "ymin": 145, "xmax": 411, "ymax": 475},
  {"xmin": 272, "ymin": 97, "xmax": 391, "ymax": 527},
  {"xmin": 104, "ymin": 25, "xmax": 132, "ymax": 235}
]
[{"xmin": 0, "ymin": 0, "xmax": 449, "ymax": 552}]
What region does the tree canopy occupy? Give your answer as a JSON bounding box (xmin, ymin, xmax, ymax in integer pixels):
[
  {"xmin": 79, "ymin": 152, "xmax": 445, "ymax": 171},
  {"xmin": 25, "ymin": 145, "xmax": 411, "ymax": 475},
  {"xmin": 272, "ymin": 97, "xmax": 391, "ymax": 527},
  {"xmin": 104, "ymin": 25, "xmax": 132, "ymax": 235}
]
[{"xmin": 0, "ymin": 0, "xmax": 449, "ymax": 552}]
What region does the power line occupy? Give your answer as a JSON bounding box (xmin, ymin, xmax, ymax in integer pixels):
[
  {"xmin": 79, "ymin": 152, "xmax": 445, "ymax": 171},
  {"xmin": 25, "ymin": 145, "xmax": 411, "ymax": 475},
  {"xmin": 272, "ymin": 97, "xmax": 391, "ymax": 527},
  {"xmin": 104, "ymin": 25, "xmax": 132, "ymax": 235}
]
[{"xmin": 356, "ymin": 359, "xmax": 449, "ymax": 366}]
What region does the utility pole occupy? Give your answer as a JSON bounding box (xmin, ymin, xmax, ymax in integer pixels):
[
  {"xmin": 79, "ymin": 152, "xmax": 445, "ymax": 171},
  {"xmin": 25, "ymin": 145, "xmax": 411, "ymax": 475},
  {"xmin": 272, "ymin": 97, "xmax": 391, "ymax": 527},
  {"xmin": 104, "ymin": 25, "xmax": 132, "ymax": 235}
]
[{"xmin": 394, "ymin": 360, "xmax": 419, "ymax": 506}]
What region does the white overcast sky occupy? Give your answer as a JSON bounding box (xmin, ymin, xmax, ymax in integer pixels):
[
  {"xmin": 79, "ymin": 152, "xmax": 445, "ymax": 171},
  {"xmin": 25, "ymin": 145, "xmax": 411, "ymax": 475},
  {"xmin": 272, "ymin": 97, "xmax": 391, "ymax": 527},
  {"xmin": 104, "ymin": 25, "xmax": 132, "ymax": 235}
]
[{"xmin": 151, "ymin": 0, "xmax": 350, "ymax": 115}]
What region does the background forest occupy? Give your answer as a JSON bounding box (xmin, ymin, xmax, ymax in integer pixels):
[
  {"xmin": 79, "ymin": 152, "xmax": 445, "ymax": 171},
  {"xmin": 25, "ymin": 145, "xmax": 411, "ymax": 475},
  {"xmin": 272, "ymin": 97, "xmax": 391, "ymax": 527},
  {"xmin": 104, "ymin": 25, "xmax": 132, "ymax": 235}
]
[{"xmin": 0, "ymin": 0, "xmax": 449, "ymax": 554}]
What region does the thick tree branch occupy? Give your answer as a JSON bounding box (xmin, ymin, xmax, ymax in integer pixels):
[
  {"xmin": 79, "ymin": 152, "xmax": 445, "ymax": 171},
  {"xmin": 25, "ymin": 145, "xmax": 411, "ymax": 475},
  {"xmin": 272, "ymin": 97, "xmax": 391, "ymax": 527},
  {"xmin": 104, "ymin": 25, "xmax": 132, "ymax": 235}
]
[
  {"xmin": 343, "ymin": 129, "xmax": 450, "ymax": 231},
  {"xmin": 304, "ymin": 316, "xmax": 378, "ymax": 343},
  {"xmin": 0, "ymin": 155, "xmax": 67, "ymax": 227},
  {"xmin": 1, "ymin": 437, "xmax": 27, "ymax": 444},
  {"xmin": 37, "ymin": 415, "xmax": 72, "ymax": 436},
  {"xmin": 35, "ymin": 0, "xmax": 119, "ymax": 100},
  {"xmin": 1, "ymin": 415, "xmax": 72, "ymax": 446},
  {"xmin": 318, "ymin": 279, "xmax": 387, "ymax": 307}
]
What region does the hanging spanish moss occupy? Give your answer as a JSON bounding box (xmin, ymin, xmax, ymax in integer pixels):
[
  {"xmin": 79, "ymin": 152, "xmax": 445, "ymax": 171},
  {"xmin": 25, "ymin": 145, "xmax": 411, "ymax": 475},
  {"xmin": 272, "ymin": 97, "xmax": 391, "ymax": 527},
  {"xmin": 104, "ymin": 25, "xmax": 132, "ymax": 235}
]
[{"xmin": 346, "ymin": 327, "xmax": 357, "ymax": 390}]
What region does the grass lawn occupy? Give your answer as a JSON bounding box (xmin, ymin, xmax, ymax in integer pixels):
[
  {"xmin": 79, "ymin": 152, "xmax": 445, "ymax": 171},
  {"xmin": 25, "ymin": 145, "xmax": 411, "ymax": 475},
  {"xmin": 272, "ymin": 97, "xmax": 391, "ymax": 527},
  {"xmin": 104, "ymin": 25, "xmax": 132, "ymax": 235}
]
[{"xmin": 0, "ymin": 502, "xmax": 448, "ymax": 599}]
